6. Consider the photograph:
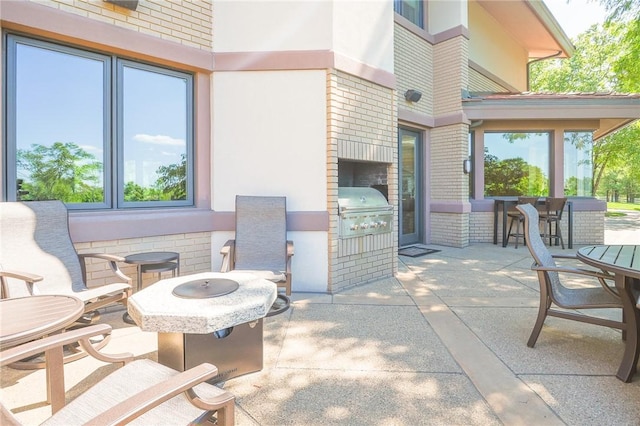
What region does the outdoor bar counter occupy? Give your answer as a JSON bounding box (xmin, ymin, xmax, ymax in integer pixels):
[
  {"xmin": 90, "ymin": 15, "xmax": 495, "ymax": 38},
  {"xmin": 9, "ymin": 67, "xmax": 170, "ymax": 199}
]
[{"xmin": 128, "ymin": 272, "xmax": 277, "ymax": 383}]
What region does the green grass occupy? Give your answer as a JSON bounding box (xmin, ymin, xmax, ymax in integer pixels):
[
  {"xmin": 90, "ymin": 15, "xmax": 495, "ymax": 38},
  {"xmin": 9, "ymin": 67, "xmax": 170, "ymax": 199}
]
[
  {"xmin": 605, "ymin": 201, "xmax": 640, "ymax": 217},
  {"xmin": 607, "ymin": 201, "xmax": 640, "ymax": 212},
  {"xmin": 606, "ymin": 211, "xmax": 626, "ymax": 217}
]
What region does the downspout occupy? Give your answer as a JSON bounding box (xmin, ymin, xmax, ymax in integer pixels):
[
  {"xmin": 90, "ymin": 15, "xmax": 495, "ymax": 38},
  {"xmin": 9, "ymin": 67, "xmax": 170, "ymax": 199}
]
[{"xmin": 526, "ymin": 50, "xmax": 562, "ymax": 91}]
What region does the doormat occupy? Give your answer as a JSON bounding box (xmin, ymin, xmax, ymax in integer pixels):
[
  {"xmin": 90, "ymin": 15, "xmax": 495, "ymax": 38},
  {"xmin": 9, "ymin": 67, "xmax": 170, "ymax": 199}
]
[{"xmin": 398, "ymin": 246, "xmax": 441, "ymax": 258}]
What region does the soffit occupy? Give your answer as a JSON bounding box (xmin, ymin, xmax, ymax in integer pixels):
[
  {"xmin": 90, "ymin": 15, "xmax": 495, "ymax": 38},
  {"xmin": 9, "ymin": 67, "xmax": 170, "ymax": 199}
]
[
  {"xmin": 475, "ymin": 0, "xmax": 574, "ymax": 58},
  {"xmin": 463, "ymin": 92, "xmax": 640, "ymax": 140}
]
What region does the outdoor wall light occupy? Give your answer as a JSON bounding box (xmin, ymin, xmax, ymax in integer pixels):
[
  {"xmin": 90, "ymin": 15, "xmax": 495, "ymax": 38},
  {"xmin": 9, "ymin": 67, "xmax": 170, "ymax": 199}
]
[
  {"xmin": 104, "ymin": 0, "xmax": 139, "ymax": 10},
  {"xmin": 404, "ymin": 89, "xmax": 422, "ymax": 103},
  {"xmin": 463, "ymin": 159, "xmax": 472, "ymax": 174}
]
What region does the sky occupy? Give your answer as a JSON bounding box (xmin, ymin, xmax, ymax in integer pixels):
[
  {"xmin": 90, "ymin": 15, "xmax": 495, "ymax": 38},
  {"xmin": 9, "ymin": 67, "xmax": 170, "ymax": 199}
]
[{"xmin": 543, "ymin": 0, "xmax": 608, "ymax": 39}]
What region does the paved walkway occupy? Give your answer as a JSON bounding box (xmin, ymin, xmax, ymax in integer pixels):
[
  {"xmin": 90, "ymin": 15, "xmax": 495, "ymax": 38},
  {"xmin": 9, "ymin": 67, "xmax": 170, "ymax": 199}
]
[
  {"xmin": 1, "ymin": 213, "xmax": 639, "ymax": 425},
  {"xmin": 605, "ymin": 210, "xmax": 640, "ymax": 244}
]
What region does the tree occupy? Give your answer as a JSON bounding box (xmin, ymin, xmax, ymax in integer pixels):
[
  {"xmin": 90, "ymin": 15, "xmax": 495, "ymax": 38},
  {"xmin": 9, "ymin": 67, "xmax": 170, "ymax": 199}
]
[
  {"xmin": 530, "ymin": 20, "xmax": 639, "ymax": 197},
  {"xmin": 598, "ymin": 0, "xmax": 640, "ymax": 92},
  {"xmin": 484, "ymin": 154, "xmax": 547, "ymax": 196},
  {"xmin": 155, "ymin": 154, "xmax": 187, "ymax": 201},
  {"xmin": 17, "ymin": 142, "xmax": 103, "ymax": 202}
]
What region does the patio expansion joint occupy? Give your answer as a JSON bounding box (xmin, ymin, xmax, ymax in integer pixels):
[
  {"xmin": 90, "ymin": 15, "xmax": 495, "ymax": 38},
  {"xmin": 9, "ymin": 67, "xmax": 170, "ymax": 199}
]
[{"xmin": 395, "ymin": 267, "xmax": 565, "ymax": 426}]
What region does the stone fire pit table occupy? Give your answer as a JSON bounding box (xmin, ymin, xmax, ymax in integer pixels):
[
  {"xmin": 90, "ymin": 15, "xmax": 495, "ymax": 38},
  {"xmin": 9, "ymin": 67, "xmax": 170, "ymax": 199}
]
[{"xmin": 128, "ymin": 272, "xmax": 277, "ymax": 384}]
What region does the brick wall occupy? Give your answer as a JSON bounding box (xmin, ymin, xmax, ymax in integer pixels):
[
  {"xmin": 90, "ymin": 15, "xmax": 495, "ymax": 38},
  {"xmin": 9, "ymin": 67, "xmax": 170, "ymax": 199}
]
[
  {"xmin": 328, "ymin": 70, "xmax": 397, "ymax": 292},
  {"xmin": 571, "ymin": 211, "xmax": 605, "ymax": 245},
  {"xmin": 469, "ymin": 212, "xmax": 493, "ymax": 243},
  {"xmin": 469, "ymin": 210, "xmax": 605, "ymax": 245},
  {"xmin": 30, "ymin": 0, "xmax": 213, "ymax": 50},
  {"xmin": 394, "ymin": 24, "xmax": 434, "ymax": 116},
  {"xmin": 430, "ymin": 124, "xmax": 469, "ymax": 201},
  {"xmin": 468, "ymin": 67, "xmax": 508, "ymax": 93},
  {"xmin": 428, "ymin": 35, "xmax": 470, "ymax": 247},
  {"xmin": 433, "ymin": 37, "xmax": 468, "ymax": 116},
  {"xmin": 76, "ymin": 232, "xmax": 212, "ymax": 290}
]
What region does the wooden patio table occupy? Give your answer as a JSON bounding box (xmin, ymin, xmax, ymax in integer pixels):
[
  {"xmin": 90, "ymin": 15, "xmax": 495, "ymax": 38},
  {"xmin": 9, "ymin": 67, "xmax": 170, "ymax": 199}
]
[
  {"xmin": 577, "ymin": 245, "xmax": 640, "ymax": 382},
  {"xmin": 0, "ymin": 295, "xmax": 84, "ymax": 413}
]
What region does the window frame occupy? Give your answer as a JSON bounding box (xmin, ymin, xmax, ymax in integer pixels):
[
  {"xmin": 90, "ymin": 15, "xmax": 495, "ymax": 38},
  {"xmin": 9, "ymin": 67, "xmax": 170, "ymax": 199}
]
[
  {"xmin": 115, "ymin": 59, "xmax": 194, "ymax": 209},
  {"xmin": 394, "ymin": 0, "xmax": 425, "ymax": 29},
  {"xmin": 3, "ymin": 33, "xmax": 195, "ymax": 210}
]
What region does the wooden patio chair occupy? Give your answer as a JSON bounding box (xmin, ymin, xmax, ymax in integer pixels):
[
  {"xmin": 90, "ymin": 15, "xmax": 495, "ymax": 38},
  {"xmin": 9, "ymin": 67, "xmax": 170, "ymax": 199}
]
[
  {"xmin": 220, "ymin": 195, "xmax": 294, "ymax": 296},
  {"xmin": 506, "ymin": 196, "xmax": 539, "ymax": 248},
  {"xmin": 0, "ymin": 324, "xmax": 234, "ymax": 425},
  {"xmin": 516, "ymin": 203, "xmax": 624, "ymax": 347},
  {"xmin": 538, "ymin": 197, "xmax": 568, "ymax": 249},
  {"xmin": 0, "ymin": 201, "xmax": 132, "ymax": 365}
]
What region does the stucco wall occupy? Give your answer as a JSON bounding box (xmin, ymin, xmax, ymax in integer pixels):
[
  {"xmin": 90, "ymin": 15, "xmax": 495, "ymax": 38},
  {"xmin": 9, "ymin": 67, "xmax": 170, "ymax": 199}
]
[
  {"xmin": 211, "ymin": 69, "xmax": 328, "ymax": 292},
  {"xmin": 213, "ymin": 0, "xmax": 394, "ymax": 73},
  {"xmin": 428, "ymin": 0, "xmax": 468, "ymax": 34},
  {"xmin": 468, "ymin": 0, "xmax": 528, "ymax": 91}
]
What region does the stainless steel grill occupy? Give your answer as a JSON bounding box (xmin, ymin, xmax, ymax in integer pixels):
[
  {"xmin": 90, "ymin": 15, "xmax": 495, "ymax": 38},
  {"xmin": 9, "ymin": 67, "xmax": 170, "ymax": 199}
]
[{"xmin": 338, "ymin": 187, "xmax": 393, "ymax": 238}]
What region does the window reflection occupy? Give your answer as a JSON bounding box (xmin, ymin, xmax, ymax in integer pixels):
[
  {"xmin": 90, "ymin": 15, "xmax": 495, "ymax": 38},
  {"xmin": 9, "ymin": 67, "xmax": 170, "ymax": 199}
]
[
  {"xmin": 14, "ymin": 41, "xmax": 106, "ymax": 204},
  {"xmin": 121, "ymin": 64, "xmax": 189, "ymax": 204},
  {"xmin": 484, "ymin": 132, "xmax": 549, "ymax": 196},
  {"xmin": 7, "ymin": 34, "xmax": 194, "ymax": 209},
  {"xmin": 564, "ymin": 131, "xmax": 593, "ymax": 196}
]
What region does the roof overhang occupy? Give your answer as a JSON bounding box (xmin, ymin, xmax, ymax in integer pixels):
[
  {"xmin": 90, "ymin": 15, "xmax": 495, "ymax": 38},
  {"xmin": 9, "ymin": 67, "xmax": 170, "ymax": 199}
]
[
  {"xmin": 463, "ymin": 93, "xmax": 640, "ymax": 140},
  {"xmin": 476, "ymin": 0, "xmax": 575, "ymax": 58}
]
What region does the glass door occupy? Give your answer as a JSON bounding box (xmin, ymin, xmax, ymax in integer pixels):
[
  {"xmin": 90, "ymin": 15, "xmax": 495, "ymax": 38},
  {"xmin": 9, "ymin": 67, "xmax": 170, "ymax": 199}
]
[{"xmin": 399, "ymin": 128, "xmax": 422, "ymax": 246}]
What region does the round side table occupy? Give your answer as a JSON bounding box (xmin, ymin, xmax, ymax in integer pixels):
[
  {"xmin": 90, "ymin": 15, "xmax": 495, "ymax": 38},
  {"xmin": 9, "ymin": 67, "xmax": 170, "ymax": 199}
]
[
  {"xmin": 123, "ymin": 251, "xmax": 180, "ymax": 325},
  {"xmin": 125, "ymin": 251, "xmax": 180, "ymax": 292}
]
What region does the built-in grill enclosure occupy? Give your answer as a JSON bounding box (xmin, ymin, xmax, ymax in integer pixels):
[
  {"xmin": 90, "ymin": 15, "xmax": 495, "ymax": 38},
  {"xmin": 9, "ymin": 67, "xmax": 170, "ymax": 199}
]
[{"xmin": 338, "ymin": 187, "xmax": 393, "ymax": 238}]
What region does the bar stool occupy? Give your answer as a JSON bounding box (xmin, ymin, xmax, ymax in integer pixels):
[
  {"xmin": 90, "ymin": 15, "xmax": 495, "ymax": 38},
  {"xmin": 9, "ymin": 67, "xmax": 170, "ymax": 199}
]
[
  {"xmin": 539, "ymin": 197, "xmax": 567, "ymax": 249},
  {"xmin": 506, "ymin": 197, "xmax": 539, "ymax": 248}
]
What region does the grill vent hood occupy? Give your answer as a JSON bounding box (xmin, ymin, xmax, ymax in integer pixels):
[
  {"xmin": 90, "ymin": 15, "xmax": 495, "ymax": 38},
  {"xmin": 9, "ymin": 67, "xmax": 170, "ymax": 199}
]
[{"xmin": 338, "ymin": 187, "xmax": 390, "ymax": 212}]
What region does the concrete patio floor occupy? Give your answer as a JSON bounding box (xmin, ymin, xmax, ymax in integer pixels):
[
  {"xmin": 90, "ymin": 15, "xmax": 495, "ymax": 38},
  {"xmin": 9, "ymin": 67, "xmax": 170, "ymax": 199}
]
[{"xmin": 2, "ymin": 216, "xmax": 640, "ymax": 425}]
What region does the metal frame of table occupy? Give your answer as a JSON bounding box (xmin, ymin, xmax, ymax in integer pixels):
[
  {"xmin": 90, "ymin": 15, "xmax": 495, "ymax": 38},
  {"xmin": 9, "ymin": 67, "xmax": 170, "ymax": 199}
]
[
  {"xmin": 124, "ymin": 251, "xmax": 180, "ymax": 292},
  {"xmin": 577, "ymin": 245, "xmax": 640, "ymax": 383},
  {"xmin": 0, "ymin": 295, "xmax": 84, "ymax": 413},
  {"xmin": 492, "ymin": 197, "xmax": 573, "ymax": 249}
]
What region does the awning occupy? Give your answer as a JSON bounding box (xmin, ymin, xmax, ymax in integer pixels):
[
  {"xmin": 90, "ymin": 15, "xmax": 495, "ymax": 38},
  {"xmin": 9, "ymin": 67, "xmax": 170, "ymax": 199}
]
[{"xmin": 462, "ymin": 92, "xmax": 640, "ymax": 140}]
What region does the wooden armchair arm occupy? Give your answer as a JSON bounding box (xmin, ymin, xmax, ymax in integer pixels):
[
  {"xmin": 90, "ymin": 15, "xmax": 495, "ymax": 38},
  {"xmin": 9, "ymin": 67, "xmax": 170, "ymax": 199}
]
[
  {"xmin": 0, "ymin": 269, "xmax": 43, "ymax": 283},
  {"xmin": 78, "ymin": 253, "xmax": 132, "ymax": 285},
  {"xmin": 0, "ymin": 269, "xmax": 43, "ymax": 298},
  {"xmin": 86, "ymin": 363, "xmax": 234, "ymax": 426},
  {"xmin": 0, "ymin": 324, "xmax": 132, "ymax": 367},
  {"xmin": 220, "ymin": 240, "xmax": 235, "ymax": 272},
  {"xmin": 286, "ymin": 240, "xmax": 294, "ymax": 275}
]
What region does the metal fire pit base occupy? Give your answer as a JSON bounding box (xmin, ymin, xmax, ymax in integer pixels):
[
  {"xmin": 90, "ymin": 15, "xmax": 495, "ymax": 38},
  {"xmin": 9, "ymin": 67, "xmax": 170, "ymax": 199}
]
[{"xmin": 158, "ymin": 319, "xmax": 263, "ymax": 385}]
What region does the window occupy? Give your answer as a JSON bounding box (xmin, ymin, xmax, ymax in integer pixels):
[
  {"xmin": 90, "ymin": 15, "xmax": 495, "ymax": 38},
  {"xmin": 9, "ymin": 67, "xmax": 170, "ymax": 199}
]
[
  {"xmin": 394, "ymin": 0, "xmax": 424, "ymax": 28},
  {"xmin": 564, "ymin": 131, "xmax": 593, "ymax": 196},
  {"xmin": 5, "ymin": 34, "xmax": 193, "ymax": 209},
  {"xmin": 484, "ymin": 132, "xmax": 549, "ymax": 196}
]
